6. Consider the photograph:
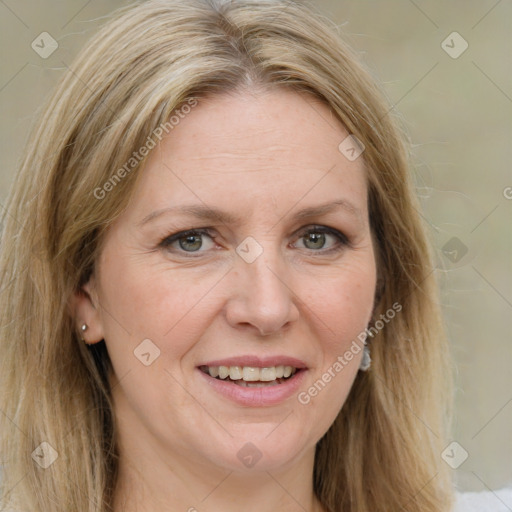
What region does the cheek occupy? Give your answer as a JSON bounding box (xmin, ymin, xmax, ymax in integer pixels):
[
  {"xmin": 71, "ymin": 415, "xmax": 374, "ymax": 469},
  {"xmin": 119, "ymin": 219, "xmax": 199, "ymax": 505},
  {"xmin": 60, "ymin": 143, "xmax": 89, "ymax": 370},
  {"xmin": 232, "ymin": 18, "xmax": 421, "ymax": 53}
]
[
  {"xmin": 296, "ymin": 265, "xmax": 375, "ymax": 428},
  {"xmin": 306, "ymin": 259, "xmax": 377, "ymax": 347},
  {"xmin": 97, "ymin": 247, "xmax": 224, "ymax": 360},
  {"xmin": 98, "ymin": 254, "xmax": 217, "ymax": 420}
]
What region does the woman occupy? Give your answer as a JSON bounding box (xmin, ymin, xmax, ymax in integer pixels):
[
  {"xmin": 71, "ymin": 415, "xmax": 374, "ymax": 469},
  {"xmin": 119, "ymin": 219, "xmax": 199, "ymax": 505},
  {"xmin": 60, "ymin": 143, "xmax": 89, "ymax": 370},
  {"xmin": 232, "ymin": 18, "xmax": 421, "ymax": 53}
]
[{"xmin": 0, "ymin": 0, "xmax": 499, "ymax": 510}]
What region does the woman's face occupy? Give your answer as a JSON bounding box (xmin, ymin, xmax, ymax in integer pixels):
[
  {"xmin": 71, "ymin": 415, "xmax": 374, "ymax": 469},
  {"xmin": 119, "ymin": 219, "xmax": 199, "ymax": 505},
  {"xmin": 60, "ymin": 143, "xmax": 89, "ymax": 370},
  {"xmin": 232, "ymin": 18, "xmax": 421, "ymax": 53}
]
[{"xmin": 78, "ymin": 89, "xmax": 377, "ymax": 474}]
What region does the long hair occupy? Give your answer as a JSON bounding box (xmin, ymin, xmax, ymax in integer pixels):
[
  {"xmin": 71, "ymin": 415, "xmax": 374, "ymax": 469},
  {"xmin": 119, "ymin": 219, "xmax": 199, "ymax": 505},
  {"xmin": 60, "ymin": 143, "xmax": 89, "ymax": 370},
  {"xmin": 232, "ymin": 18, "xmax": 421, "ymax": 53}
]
[{"xmin": 0, "ymin": 1, "xmax": 454, "ymax": 510}]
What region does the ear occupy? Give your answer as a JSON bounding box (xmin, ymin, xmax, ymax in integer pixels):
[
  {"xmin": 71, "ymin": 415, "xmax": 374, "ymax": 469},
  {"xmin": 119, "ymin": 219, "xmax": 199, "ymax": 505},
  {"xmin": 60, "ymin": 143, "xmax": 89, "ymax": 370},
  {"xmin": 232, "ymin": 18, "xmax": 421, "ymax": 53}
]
[{"xmin": 68, "ymin": 274, "xmax": 105, "ymax": 345}]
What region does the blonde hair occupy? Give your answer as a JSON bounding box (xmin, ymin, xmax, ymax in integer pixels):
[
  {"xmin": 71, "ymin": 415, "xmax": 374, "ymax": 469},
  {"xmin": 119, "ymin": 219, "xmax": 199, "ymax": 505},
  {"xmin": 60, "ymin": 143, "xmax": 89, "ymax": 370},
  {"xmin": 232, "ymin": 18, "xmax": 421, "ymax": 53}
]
[{"xmin": 0, "ymin": 0, "xmax": 454, "ymax": 510}]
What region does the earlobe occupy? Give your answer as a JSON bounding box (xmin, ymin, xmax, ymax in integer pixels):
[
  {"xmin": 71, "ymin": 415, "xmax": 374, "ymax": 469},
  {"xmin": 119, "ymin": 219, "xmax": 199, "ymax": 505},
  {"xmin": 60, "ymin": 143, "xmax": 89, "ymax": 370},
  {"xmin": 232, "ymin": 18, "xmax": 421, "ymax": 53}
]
[{"xmin": 69, "ymin": 276, "xmax": 104, "ymax": 344}]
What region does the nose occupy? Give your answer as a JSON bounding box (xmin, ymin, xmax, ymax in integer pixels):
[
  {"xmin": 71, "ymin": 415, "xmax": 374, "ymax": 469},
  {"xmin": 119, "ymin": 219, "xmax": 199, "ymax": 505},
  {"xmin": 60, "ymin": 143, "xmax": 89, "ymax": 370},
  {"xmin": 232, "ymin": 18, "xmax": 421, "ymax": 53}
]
[{"xmin": 224, "ymin": 245, "xmax": 300, "ymax": 337}]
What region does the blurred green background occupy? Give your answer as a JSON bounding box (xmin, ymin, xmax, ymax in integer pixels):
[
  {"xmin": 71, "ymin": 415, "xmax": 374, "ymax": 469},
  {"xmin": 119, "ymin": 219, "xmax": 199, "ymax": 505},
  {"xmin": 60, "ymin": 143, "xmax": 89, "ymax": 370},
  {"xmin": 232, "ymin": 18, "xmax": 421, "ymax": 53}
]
[{"xmin": 0, "ymin": 0, "xmax": 510, "ymax": 494}]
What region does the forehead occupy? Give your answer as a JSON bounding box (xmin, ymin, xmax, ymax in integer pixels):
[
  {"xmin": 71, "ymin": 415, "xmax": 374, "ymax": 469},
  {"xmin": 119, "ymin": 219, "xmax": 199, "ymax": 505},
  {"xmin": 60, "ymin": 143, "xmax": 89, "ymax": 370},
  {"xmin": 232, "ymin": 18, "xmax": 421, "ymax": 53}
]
[
  {"xmin": 166, "ymin": 89, "xmax": 354, "ymax": 161},
  {"xmin": 126, "ymin": 89, "xmax": 368, "ymax": 223}
]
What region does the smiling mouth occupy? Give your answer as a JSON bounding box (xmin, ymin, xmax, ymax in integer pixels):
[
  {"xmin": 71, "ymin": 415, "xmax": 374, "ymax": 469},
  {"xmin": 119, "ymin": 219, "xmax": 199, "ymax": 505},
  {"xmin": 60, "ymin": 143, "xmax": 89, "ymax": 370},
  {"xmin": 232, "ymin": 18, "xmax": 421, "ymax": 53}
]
[{"xmin": 199, "ymin": 365, "xmax": 300, "ymax": 387}]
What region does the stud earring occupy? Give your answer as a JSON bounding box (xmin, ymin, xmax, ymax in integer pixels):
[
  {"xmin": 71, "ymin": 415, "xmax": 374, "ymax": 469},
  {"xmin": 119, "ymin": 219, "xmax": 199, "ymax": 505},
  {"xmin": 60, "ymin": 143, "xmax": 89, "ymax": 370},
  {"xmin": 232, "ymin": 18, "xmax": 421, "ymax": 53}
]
[{"xmin": 80, "ymin": 323, "xmax": 88, "ymax": 343}]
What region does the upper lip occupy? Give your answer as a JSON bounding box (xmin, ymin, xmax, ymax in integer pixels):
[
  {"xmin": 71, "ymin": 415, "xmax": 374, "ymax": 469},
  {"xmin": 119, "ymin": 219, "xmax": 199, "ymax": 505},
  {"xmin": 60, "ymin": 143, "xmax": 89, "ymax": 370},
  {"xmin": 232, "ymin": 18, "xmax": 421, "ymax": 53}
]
[{"xmin": 198, "ymin": 355, "xmax": 308, "ymax": 369}]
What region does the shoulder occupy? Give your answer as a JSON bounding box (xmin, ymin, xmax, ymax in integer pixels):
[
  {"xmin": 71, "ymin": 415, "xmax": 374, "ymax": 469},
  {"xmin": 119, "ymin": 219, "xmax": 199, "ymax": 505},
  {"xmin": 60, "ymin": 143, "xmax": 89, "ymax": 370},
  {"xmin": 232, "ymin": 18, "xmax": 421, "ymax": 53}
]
[{"xmin": 453, "ymin": 487, "xmax": 512, "ymax": 512}]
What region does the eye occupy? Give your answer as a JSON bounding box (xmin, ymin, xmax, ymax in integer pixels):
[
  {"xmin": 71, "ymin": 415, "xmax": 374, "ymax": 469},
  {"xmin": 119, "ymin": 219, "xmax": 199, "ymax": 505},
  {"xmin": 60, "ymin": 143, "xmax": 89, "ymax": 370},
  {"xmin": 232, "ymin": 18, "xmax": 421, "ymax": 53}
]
[
  {"xmin": 159, "ymin": 228, "xmax": 216, "ymax": 254},
  {"xmin": 293, "ymin": 225, "xmax": 349, "ymax": 253},
  {"xmin": 158, "ymin": 225, "xmax": 350, "ymax": 257}
]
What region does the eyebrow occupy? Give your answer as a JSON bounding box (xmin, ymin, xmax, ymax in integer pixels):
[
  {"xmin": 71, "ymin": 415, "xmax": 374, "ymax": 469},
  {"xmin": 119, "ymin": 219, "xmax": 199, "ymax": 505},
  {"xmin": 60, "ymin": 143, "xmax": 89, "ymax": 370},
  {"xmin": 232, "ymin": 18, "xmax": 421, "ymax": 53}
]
[{"xmin": 138, "ymin": 199, "xmax": 362, "ymax": 228}]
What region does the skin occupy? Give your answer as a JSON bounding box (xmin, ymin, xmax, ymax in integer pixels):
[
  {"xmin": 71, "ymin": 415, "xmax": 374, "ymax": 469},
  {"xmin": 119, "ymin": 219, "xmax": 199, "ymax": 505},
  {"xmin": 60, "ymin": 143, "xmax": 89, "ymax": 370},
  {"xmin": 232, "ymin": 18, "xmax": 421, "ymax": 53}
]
[{"xmin": 72, "ymin": 88, "xmax": 377, "ymax": 512}]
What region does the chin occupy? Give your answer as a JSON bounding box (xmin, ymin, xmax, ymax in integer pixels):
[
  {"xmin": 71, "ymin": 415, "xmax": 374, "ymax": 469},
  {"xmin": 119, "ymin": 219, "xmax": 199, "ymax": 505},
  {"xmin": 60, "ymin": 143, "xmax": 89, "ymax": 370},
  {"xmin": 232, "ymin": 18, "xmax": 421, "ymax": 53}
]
[{"xmin": 198, "ymin": 428, "xmax": 314, "ymax": 474}]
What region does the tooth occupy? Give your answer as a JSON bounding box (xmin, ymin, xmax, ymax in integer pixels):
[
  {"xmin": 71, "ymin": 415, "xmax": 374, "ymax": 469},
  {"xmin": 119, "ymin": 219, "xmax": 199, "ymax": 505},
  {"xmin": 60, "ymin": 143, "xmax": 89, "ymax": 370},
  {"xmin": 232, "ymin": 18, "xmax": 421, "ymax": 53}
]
[
  {"xmin": 229, "ymin": 366, "xmax": 243, "ymax": 380},
  {"xmin": 218, "ymin": 366, "xmax": 229, "ymax": 379},
  {"xmin": 236, "ymin": 379, "xmax": 280, "ymax": 387},
  {"xmin": 242, "ymin": 366, "xmax": 261, "ymax": 381},
  {"xmin": 209, "ymin": 365, "xmax": 298, "ymax": 382},
  {"xmin": 260, "ymin": 367, "xmax": 277, "ymax": 381}
]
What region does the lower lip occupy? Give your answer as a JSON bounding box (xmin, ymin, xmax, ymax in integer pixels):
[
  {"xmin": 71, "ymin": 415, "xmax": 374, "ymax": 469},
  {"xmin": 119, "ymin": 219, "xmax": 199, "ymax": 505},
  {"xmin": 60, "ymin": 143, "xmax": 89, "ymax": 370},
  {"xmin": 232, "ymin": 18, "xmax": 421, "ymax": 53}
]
[{"xmin": 197, "ymin": 368, "xmax": 307, "ymax": 407}]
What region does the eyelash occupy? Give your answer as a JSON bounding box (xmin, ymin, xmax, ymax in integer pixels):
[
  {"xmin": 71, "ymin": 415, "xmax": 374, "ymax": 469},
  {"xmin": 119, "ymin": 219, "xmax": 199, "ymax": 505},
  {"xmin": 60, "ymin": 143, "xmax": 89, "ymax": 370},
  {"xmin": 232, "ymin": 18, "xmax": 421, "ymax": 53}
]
[{"xmin": 158, "ymin": 225, "xmax": 350, "ymax": 257}]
